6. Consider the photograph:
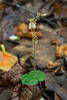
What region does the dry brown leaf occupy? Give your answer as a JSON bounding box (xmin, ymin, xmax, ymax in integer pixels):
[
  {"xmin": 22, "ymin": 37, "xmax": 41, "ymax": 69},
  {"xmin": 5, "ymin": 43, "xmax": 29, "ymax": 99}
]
[
  {"xmin": 51, "ymin": 39, "xmax": 59, "ymax": 45},
  {"xmin": 56, "ymin": 45, "xmax": 67, "ymax": 58},
  {"xmin": 52, "ymin": 0, "xmax": 67, "ymax": 38},
  {"xmin": 15, "ymin": 23, "xmax": 28, "ymax": 37},
  {"xmin": 51, "ymin": 0, "xmax": 67, "ymax": 18},
  {"xmin": 0, "ymin": 59, "xmax": 26, "ymax": 86},
  {"xmin": 47, "ymin": 61, "xmax": 57, "ymax": 68},
  {"xmin": 60, "ymin": 65, "xmax": 63, "ymax": 72},
  {"xmin": 54, "ymin": 65, "xmax": 64, "ymax": 74},
  {"xmin": 46, "ymin": 73, "xmax": 67, "ymax": 100},
  {"xmin": 20, "ymin": 85, "xmax": 41, "ymax": 100},
  {"xmin": 0, "ymin": 51, "xmax": 18, "ymax": 71},
  {"xmin": 54, "ymin": 92, "xmax": 62, "ymax": 100},
  {"xmin": 47, "ymin": 60, "xmax": 64, "ymax": 73}
]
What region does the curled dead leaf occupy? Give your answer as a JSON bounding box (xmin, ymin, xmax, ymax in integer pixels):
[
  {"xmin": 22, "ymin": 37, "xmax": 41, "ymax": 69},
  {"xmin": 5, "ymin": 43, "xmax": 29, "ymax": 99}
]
[
  {"xmin": 47, "ymin": 61, "xmax": 56, "ymax": 69},
  {"xmin": 15, "ymin": 23, "xmax": 28, "ymax": 37},
  {"xmin": 56, "ymin": 45, "xmax": 67, "ymax": 58}
]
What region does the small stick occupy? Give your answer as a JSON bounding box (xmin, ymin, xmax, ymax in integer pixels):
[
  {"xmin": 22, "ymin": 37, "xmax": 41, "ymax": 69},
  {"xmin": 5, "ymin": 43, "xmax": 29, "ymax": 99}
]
[
  {"xmin": 1, "ymin": 1, "xmax": 57, "ymax": 27},
  {"xmin": 0, "ymin": 3, "xmax": 6, "ymax": 44}
]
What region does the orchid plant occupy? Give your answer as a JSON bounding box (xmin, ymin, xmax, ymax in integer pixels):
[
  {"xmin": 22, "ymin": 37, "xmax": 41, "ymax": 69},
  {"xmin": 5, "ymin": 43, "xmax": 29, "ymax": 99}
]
[{"xmin": 21, "ymin": 13, "xmax": 46, "ymax": 99}]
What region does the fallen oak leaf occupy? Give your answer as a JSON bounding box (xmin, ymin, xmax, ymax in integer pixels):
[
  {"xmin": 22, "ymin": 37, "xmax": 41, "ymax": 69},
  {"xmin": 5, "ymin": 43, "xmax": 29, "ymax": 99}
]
[{"xmin": 46, "ymin": 73, "xmax": 67, "ymax": 100}]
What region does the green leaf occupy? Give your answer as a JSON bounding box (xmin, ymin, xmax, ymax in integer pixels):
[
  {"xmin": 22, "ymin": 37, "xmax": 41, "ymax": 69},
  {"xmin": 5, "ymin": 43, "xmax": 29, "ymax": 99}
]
[
  {"xmin": 35, "ymin": 71, "xmax": 46, "ymax": 82},
  {"xmin": 21, "ymin": 74, "xmax": 31, "ymax": 84},
  {"xmin": 0, "ymin": 44, "xmax": 6, "ymax": 52},
  {"xmin": 25, "ymin": 78, "xmax": 38, "ymax": 85},
  {"xmin": 29, "ymin": 70, "xmax": 40, "ymax": 78},
  {"xmin": 21, "ymin": 70, "xmax": 46, "ymax": 85},
  {"xmin": 29, "ymin": 70, "xmax": 46, "ymax": 82},
  {"xmin": 21, "ymin": 73, "xmax": 38, "ymax": 85}
]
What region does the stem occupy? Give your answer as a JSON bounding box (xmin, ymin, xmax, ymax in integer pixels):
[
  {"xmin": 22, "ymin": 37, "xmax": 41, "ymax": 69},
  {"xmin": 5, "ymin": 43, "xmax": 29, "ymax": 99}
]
[
  {"xmin": 33, "ymin": 28, "xmax": 36, "ymax": 78},
  {"xmin": 33, "ymin": 85, "xmax": 35, "ymax": 100},
  {"xmin": 34, "ymin": 40, "xmax": 36, "ymax": 77},
  {"xmin": 33, "ymin": 28, "xmax": 36, "ymax": 100}
]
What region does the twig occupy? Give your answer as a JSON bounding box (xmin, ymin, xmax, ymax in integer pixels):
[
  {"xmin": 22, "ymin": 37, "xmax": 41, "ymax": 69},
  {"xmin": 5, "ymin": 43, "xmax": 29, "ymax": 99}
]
[
  {"xmin": 35, "ymin": 87, "xmax": 52, "ymax": 100},
  {"xmin": 2, "ymin": 1, "xmax": 57, "ymax": 27},
  {"xmin": 0, "ymin": 3, "xmax": 6, "ymax": 44},
  {"xmin": 50, "ymin": 18, "xmax": 67, "ymax": 22}
]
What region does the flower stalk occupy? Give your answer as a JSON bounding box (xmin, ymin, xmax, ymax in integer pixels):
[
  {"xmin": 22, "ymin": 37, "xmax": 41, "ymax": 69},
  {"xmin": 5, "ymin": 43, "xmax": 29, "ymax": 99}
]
[
  {"xmin": 33, "ymin": 28, "xmax": 36, "ymax": 77},
  {"xmin": 28, "ymin": 13, "xmax": 47, "ymax": 100}
]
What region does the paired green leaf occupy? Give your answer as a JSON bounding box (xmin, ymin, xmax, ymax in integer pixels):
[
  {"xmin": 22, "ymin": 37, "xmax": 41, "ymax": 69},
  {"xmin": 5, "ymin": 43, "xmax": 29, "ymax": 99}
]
[{"xmin": 21, "ymin": 70, "xmax": 46, "ymax": 85}]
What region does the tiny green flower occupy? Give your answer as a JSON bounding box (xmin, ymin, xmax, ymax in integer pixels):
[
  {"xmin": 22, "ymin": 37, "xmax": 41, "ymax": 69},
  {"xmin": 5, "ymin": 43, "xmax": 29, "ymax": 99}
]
[
  {"xmin": 40, "ymin": 13, "xmax": 47, "ymax": 16},
  {"xmin": 29, "ymin": 21, "xmax": 36, "ymax": 29},
  {"xmin": 39, "ymin": 97, "xmax": 45, "ymax": 100},
  {"xmin": 32, "ymin": 36, "xmax": 38, "ymax": 44}
]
